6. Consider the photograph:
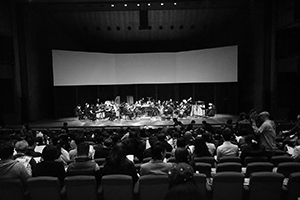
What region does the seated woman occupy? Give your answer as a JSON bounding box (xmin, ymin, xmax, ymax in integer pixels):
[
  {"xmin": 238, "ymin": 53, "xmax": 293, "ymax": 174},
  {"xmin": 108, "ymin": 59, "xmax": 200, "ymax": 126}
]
[
  {"xmin": 239, "ymin": 134, "xmax": 265, "ymax": 164},
  {"xmin": 32, "ymin": 144, "xmax": 66, "ymax": 186},
  {"xmin": 192, "ymin": 136, "xmax": 212, "ymax": 158},
  {"xmin": 102, "ymin": 142, "xmax": 138, "ymax": 184}
]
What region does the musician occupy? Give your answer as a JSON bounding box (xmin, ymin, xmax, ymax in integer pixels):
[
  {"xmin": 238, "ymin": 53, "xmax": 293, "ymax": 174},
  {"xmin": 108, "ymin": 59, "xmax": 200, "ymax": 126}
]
[{"xmin": 75, "ymin": 104, "xmax": 84, "ymax": 120}]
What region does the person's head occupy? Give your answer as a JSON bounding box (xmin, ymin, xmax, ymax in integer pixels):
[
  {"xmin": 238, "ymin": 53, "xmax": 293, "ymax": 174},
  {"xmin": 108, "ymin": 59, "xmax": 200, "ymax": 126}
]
[
  {"xmin": 151, "ymin": 141, "xmax": 166, "ymax": 160},
  {"xmin": 77, "ymin": 142, "xmax": 90, "ymax": 157},
  {"xmin": 41, "ymin": 145, "xmax": 60, "ymax": 161},
  {"xmin": 175, "ymin": 148, "xmax": 189, "ymax": 163},
  {"xmin": 202, "ymin": 131, "xmax": 212, "ymax": 143},
  {"xmin": 15, "ymin": 140, "xmax": 28, "ymax": 153},
  {"xmin": 176, "ymin": 137, "xmax": 186, "ymax": 148},
  {"xmin": 258, "ymin": 111, "xmax": 270, "ymax": 121},
  {"xmin": 193, "ymin": 136, "xmax": 210, "ymax": 157},
  {"xmin": 191, "ymin": 120, "xmax": 195, "ymax": 125},
  {"xmin": 166, "ymin": 163, "xmax": 204, "ymax": 200},
  {"xmin": 110, "ymin": 142, "xmax": 127, "ymax": 165},
  {"xmin": 0, "ymin": 141, "xmax": 14, "ymax": 160},
  {"xmin": 158, "ymin": 133, "xmax": 167, "ymax": 142},
  {"xmin": 103, "ymin": 138, "xmax": 112, "ymax": 148},
  {"xmin": 222, "ymin": 128, "xmax": 232, "ymax": 141}
]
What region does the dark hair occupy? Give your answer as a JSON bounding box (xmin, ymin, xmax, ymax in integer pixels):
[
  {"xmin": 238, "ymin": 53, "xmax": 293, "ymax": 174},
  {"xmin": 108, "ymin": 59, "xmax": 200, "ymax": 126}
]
[
  {"xmin": 165, "ymin": 180, "xmax": 205, "ymax": 200},
  {"xmin": 0, "ymin": 141, "xmax": 14, "ymax": 159},
  {"xmin": 77, "ymin": 142, "xmax": 90, "ymax": 156},
  {"xmin": 222, "ymin": 128, "xmax": 232, "ymax": 141},
  {"xmin": 109, "ymin": 142, "xmax": 128, "ymax": 167},
  {"xmin": 151, "ymin": 141, "xmax": 166, "ymax": 160},
  {"xmin": 175, "ymin": 148, "xmax": 189, "ymax": 163},
  {"xmin": 193, "ymin": 137, "xmax": 211, "ymax": 157},
  {"xmin": 176, "ymin": 137, "xmax": 186, "ymax": 148},
  {"xmin": 42, "ymin": 145, "xmax": 60, "ymax": 161}
]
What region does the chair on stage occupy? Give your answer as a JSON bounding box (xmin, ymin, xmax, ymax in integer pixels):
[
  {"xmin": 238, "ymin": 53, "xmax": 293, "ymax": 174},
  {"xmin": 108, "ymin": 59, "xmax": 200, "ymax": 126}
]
[
  {"xmin": 283, "ymin": 172, "xmax": 300, "ymax": 200},
  {"xmin": 195, "ymin": 162, "xmax": 212, "ymax": 177},
  {"xmin": 270, "ymin": 155, "xmax": 294, "ymax": 167},
  {"xmin": 63, "ymin": 175, "xmax": 99, "ymax": 200},
  {"xmin": 211, "ymin": 172, "xmax": 245, "ymax": 200},
  {"xmin": 218, "ymin": 156, "xmax": 241, "ymax": 164},
  {"xmin": 245, "ymin": 162, "xmax": 274, "ymax": 178},
  {"xmin": 0, "ymin": 179, "xmax": 26, "ymax": 200},
  {"xmin": 134, "ymin": 174, "xmax": 169, "ymax": 200},
  {"xmin": 27, "ymin": 176, "xmax": 62, "ymax": 200},
  {"xmin": 243, "ymin": 156, "xmax": 268, "ymax": 166},
  {"xmin": 276, "ymin": 162, "xmax": 300, "ymax": 178},
  {"xmin": 246, "ymin": 172, "xmax": 284, "ymax": 200},
  {"xmin": 216, "ymin": 162, "xmax": 242, "ymax": 173},
  {"xmin": 99, "ymin": 174, "xmax": 133, "ymax": 200}
]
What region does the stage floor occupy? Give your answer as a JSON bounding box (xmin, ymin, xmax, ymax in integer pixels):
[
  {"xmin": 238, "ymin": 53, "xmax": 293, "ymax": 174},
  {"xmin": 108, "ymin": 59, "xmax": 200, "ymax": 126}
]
[{"xmin": 29, "ymin": 114, "xmax": 238, "ymax": 129}]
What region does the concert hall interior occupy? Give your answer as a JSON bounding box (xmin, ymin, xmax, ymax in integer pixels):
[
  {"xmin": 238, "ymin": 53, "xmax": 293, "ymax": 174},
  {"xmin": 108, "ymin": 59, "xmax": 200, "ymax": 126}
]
[{"xmin": 0, "ymin": 0, "xmax": 300, "ymax": 129}]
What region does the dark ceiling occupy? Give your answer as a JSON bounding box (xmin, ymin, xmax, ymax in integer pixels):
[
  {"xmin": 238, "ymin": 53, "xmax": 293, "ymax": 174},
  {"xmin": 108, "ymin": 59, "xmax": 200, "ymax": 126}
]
[{"xmin": 22, "ymin": 0, "xmax": 251, "ymax": 52}]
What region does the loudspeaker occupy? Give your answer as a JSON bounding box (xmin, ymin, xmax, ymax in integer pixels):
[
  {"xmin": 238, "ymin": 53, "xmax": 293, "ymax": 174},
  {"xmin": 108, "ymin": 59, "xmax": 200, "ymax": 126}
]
[{"xmin": 139, "ymin": 9, "xmax": 148, "ymax": 30}]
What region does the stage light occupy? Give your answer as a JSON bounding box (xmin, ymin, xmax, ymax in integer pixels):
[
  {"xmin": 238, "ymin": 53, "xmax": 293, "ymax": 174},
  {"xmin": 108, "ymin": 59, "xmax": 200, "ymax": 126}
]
[
  {"xmin": 174, "ymin": 2, "xmax": 177, "ymax": 6},
  {"xmin": 111, "ymin": 4, "xmax": 114, "ymax": 7},
  {"xmin": 124, "ymin": 4, "xmax": 127, "ymax": 7},
  {"xmin": 148, "ymin": 3, "xmax": 151, "ymax": 6},
  {"xmin": 161, "ymin": 3, "xmax": 164, "ymax": 6},
  {"xmin": 137, "ymin": 3, "xmax": 140, "ymax": 7}
]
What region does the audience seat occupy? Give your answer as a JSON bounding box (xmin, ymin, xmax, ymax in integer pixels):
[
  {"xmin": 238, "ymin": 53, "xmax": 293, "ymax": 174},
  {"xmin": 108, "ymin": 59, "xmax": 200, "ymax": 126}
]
[
  {"xmin": 194, "ymin": 156, "xmax": 216, "ymax": 167},
  {"xmin": 246, "ymin": 172, "xmax": 284, "ymax": 200},
  {"xmin": 276, "ymin": 162, "xmax": 300, "ymax": 178},
  {"xmin": 283, "ymin": 172, "xmax": 300, "ymax": 200},
  {"xmin": 94, "ymin": 158, "xmax": 106, "ymax": 167},
  {"xmin": 270, "ymin": 155, "xmax": 294, "ymax": 167},
  {"xmin": 27, "ymin": 176, "xmax": 62, "ymax": 200},
  {"xmin": 243, "ymin": 156, "xmax": 268, "ymax": 166},
  {"xmin": 194, "ymin": 173, "xmax": 210, "ymax": 198},
  {"xmin": 211, "ymin": 172, "xmax": 245, "ymax": 200},
  {"xmin": 245, "ymin": 162, "xmax": 274, "ymax": 178},
  {"xmin": 134, "ymin": 174, "xmax": 169, "ymax": 200},
  {"xmin": 141, "ymin": 157, "xmax": 151, "ymax": 163},
  {"xmin": 63, "ymin": 175, "xmax": 99, "ymax": 200},
  {"xmin": 195, "ymin": 162, "xmax": 212, "ymax": 177},
  {"xmin": 218, "ymin": 156, "xmax": 241, "ymax": 164},
  {"xmin": 99, "ymin": 174, "xmax": 133, "ymax": 200},
  {"xmin": 216, "ymin": 162, "xmax": 242, "ymax": 173},
  {"xmin": 0, "ymin": 179, "xmax": 26, "ymax": 200}
]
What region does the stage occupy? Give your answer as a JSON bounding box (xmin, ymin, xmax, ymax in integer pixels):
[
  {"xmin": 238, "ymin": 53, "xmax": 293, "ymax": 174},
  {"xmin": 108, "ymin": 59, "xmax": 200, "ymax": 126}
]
[{"xmin": 28, "ymin": 114, "xmax": 238, "ymax": 130}]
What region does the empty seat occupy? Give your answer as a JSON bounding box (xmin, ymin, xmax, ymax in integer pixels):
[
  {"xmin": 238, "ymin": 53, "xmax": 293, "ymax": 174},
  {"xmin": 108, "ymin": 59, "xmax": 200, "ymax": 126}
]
[
  {"xmin": 194, "ymin": 173, "xmax": 209, "ymax": 198},
  {"xmin": 270, "ymin": 155, "xmax": 294, "ymax": 167},
  {"xmin": 27, "ymin": 176, "xmax": 62, "ymax": 200},
  {"xmin": 276, "ymin": 162, "xmax": 300, "ymax": 178},
  {"xmin": 0, "ymin": 179, "xmax": 25, "ymax": 200},
  {"xmin": 219, "ymin": 156, "xmax": 241, "ymax": 164},
  {"xmin": 135, "ymin": 174, "xmax": 169, "ymax": 200},
  {"xmin": 63, "ymin": 175, "xmax": 99, "ymax": 200},
  {"xmin": 245, "ymin": 162, "xmax": 274, "ymax": 177},
  {"xmin": 194, "ymin": 156, "xmax": 216, "ymax": 167},
  {"xmin": 211, "ymin": 172, "xmax": 245, "ymax": 200},
  {"xmin": 247, "ymin": 172, "xmax": 284, "ymax": 200},
  {"xmin": 216, "ymin": 162, "xmax": 242, "ymax": 173},
  {"xmin": 243, "ymin": 156, "xmax": 268, "ymax": 166},
  {"xmin": 100, "ymin": 174, "xmax": 133, "ymax": 200},
  {"xmin": 195, "ymin": 162, "xmax": 212, "ymax": 177}
]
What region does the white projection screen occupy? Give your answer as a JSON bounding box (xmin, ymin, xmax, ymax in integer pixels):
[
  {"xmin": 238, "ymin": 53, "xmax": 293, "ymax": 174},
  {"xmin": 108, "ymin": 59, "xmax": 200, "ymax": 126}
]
[{"xmin": 52, "ymin": 45, "xmax": 238, "ymax": 86}]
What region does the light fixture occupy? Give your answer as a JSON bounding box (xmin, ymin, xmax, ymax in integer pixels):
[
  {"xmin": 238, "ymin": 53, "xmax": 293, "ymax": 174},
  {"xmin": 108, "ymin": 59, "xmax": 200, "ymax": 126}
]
[
  {"xmin": 161, "ymin": 3, "xmax": 164, "ymax": 6},
  {"xmin": 148, "ymin": 3, "xmax": 151, "ymax": 6},
  {"xmin": 137, "ymin": 3, "xmax": 140, "ymax": 7},
  {"xmin": 111, "ymin": 4, "xmax": 114, "ymax": 7},
  {"xmin": 124, "ymin": 4, "xmax": 127, "ymax": 7},
  {"xmin": 174, "ymin": 2, "xmax": 177, "ymax": 6}
]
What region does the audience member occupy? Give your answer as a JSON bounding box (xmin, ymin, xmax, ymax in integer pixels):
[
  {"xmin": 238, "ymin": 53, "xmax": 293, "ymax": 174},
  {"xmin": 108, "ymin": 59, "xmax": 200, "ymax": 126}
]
[
  {"xmin": 94, "ymin": 138, "xmax": 112, "ymax": 159},
  {"xmin": 174, "ymin": 148, "xmax": 195, "ymax": 170},
  {"xmin": 0, "ymin": 141, "xmax": 30, "ymax": 185},
  {"xmin": 165, "ymin": 163, "xmax": 205, "ymax": 200},
  {"xmin": 202, "ymin": 131, "xmax": 216, "ymax": 156},
  {"xmin": 216, "ymin": 128, "xmax": 239, "ymax": 161},
  {"xmin": 13, "ymin": 140, "xmax": 36, "ymax": 176},
  {"xmin": 239, "ymin": 134, "xmax": 265, "ymax": 164},
  {"xmin": 140, "ymin": 141, "xmax": 173, "ymax": 176},
  {"xmin": 251, "ymin": 111, "xmax": 277, "ymax": 158},
  {"xmin": 235, "ymin": 112, "xmax": 253, "ymax": 136},
  {"xmin": 202, "ymin": 120, "xmax": 214, "ymax": 134},
  {"xmin": 102, "ymin": 142, "xmax": 138, "ymax": 184},
  {"xmin": 32, "ymin": 144, "xmax": 66, "ymax": 185},
  {"xmin": 193, "ymin": 136, "xmax": 212, "ymax": 157},
  {"xmin": 25, "ymin": 136, "xmax": 42, "ymax": 157}
]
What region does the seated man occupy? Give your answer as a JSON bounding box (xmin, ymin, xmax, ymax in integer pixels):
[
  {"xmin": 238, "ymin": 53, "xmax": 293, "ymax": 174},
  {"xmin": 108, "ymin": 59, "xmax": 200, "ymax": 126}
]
[
  {"xmin": 67, "ymin": 142, "xmax": 100, "ymax": 173},
  {"xmin": 0, "ymin": 141, "xmax": 30, "ymax": 185},
  {"xmin": 216, "ymin": 128, "xmax": 239, "ymax": 161},
  {"xmin": 140, "ymin": 141, "xmax": 173, "ymax": 176}
]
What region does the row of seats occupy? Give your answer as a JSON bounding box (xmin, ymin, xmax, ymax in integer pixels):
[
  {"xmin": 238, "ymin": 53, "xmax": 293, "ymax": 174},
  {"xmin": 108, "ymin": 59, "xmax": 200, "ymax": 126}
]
[{"xmin": 1, "ymin": 172, "xmax": 300, "ymax": 200}]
